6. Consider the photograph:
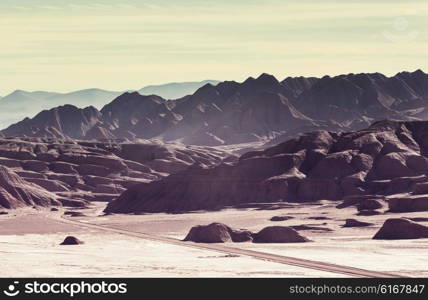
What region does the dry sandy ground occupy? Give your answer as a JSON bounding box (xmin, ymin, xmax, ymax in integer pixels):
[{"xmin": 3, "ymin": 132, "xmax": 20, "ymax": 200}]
[
  {"xmin": 0, "ymin": 208, "xmax": 342, "ymax": 278},
  {"xmin": 78, "ymin": 201, "xmax": 428, "ymax": 277},
  {"xmin": 0, "ymin": 201, "xmax": 427, "ymax": 277}
]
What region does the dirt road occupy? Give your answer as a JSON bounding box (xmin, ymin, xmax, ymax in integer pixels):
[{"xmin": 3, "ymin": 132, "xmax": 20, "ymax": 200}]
[{"xmin": 53, "ymin": 215, "xmax": 402, "ymax": 278}]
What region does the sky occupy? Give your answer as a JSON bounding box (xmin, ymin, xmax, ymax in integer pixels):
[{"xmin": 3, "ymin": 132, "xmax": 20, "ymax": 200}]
[{"xmin": 0, "ymin": 0, "xmax": 427, "ymax": 96}]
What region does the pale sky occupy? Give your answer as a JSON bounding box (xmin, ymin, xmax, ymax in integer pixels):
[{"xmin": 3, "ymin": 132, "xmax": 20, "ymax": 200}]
[{"xmin": 0, "ymin": 0, "xmax": 427, "ymax": 96}]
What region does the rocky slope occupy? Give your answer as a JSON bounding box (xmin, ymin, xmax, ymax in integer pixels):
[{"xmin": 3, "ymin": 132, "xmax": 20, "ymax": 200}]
[
  {"xmin": 100, "ymin": 93, "xmax": 180, "ymax": 140},
  {"xmin": 105, "ymin": 120, "xmax": 428, "ymax": 213},
  {"xmin": 3, "ymin": 70, "xmax": 428, "ymax": 146},
  {"xmin": 0, "ymin": 166, "xmax": 60, "ymax": 209},
  {"xmin": 2, "ymin": 105, "xmax": 102, "ymax": 140},
  {"xmin": 0, "ymin": 137, "xmax": 233, "ymax": 210}
]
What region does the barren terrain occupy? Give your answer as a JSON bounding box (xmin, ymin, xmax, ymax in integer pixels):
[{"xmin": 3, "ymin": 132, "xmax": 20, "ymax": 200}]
[{"xmin": 1, "ymin": 201, "xmax": 426, "ymax": 277}]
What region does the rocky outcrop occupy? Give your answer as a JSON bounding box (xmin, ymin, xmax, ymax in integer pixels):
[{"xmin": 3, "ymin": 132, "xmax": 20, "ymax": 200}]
[
  {"xmin": 4, "ymin": 70, "xmax": 428, "ymax": 145},
  {"xmin": 290, "ymin": 225, "xmax": 333, "ymax": 232},
  {"xmin": 24, "ymin": 178, "xmax": 70, "ymax": 192},
  {"xmin": 105, "ymin": 152, "xmax": 305, "ymax": 213},
  {"xmin": 116, "ymin": 142, "xmax": 233, "ymax": 173},
  {"xmin": 373, "ymin": 218, "xmax": 428, "ymax": 239},
  {"xmin": 0, "ymin": 166, "xmax": 59, "ymax": 209},
  {"xmin": 337, "ymin": 195, "xmax": 385, "ymax": 209},
  {"xmin": 253, "ymin": 226, "xmax": 310, "ymax": 243},
  {"xmin": 343, "ymin": 219, "xmax": 374, "ymax": 227},
  {"xmin": 357, "ymin": 199, "xmax": 384, "ymax": 211},
  {"xmin": 105, "ymin": 120, "xmax": 428, "ymax": 213},
  {"xmin": 0, "ymin": 137, "xmax": 232, "ymax": 209},
  {"xmin": 270, "ymin": 215, "xmax": 294, "ymax": 221},
  {"xmin": 184, "ymin": 223, "xmax": 253, "ymax": 243},
  {"xmin": 388, "ymin": 194, "xmax": 428, "ymax": 212},
  {"xmin": 183, "ymin": 223, "xmax": 310, "ymax": 243},
  {"xmin": 60, "ymin": 236, "xmax": 84, "ymax": 245}
]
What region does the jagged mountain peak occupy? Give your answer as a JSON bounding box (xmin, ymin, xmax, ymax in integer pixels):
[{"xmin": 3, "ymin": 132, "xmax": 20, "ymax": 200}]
[
  {"xmin": 396, "ymin": 69, "xmax": 426, "ymax": 77},
  {"xmin": 255, "ymin": 73, "xmax": 280, "ymax": 84},
  {"xmin": 101, "ymin": 92, "xmax": 166, "ymax": 110},
  {"xmin": 1, "ymin": 104, "xmax": 102, "ymax": 140},
  {"xmin": 2, "ymin": 70, "xmax": 428, "ymax": 146},
  {"xmin": 412, "ymin": 69, "xmax": 426, "ymax": 78}
]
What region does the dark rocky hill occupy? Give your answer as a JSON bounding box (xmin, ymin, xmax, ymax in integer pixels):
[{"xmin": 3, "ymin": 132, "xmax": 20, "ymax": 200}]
[
  {"xmin": 3, "ymin": 70, "xmax": 428, "ymax": 146},
  {"xmin": 105, "ymin": 120, "xmax": 428, "ymax": 213},
  {"xmin": 0, "ymin": 137, "xmax": 234, "ymax": 210}
]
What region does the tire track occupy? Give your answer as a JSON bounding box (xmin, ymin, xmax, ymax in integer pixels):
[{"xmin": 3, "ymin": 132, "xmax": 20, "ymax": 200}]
[{"xmin": 54, "ymin": 215, "xmax": 402, "ymax": 278}]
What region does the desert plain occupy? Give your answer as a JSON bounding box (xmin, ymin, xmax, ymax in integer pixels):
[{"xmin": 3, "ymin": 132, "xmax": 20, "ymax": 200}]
[{"xmin": 1, "ymin": 199, "xmax": 427, "ymax": 278}]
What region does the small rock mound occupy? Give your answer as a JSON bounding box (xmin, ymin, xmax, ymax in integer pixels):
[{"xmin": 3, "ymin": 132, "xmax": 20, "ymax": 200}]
[
  {"xmin": 270, "ymin": 215, "xmax": 294, "ymax": 222},
  {"xmin": 63, "ymin": 211, "xmax": 86, "ymax": 217},
  {"xmin": 357, "ymin": 199, "xmax": 383, "ymax": 211},
  {"xmin": 307, "ymin": 216, "xmax": 331, "ymax": 220},
  {"xmin": 337, "ymin": 195, "xmax": 385, "ymax": 209},
  {"xmin": 253, "ymin": 226, "xmax": 310, "ymax": 243},
  {"xmin": 373, "ymin": 218, "xmax": 428, "ymax": 240},
  {"xmin": 388, "ymin": 195, "xmax": 428, "ymax": 212},
  {"xmin": 184, "ymin": 223, "xmax": 253, "ymax": 243},
  {"xmin": 290, "ymin": 224, "xmax": 333, "ymax": 232},
  {"xmin": 357, "ymin": 210, "xmax": 381, "ymax": 216},
  {"xmin": 229, "ymin": 230, "xmax": 253, "ymax": 243},
  {"xmin": 343, "ymin": 219, "xmax": 373, "ymax": 227},
  {"xmin": 60, "ymin": 236, "xmax": 84, "ymax": 245}
]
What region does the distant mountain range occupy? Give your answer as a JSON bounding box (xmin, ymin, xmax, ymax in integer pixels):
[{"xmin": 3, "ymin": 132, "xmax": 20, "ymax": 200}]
[
  {"xmin": 0, "ymin": 89, "xmax": 121, "ymax": 130},
  {"xmin": 138, "ymin": 80, "xmax": 220, "ymax": 99},
  {"xmin": 0, "ymin": 80, "xmax": 220, "ymax": 130},
  {"xmin": 2, "ymin": 70, "xmax": 428, "ymax": 146}
]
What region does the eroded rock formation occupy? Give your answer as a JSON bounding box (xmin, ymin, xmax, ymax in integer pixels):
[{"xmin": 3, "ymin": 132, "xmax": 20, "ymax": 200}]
[
  {"xmin": 0, "ymin": 137, "xmax": 232, "ymax": 209},
  {"xmin": 373, "ymin": 218, "xmax": 428, "ymax": 239},
  {"xmin": 106, "ymin": 120, "xmax": 428, "ymax": 213}
]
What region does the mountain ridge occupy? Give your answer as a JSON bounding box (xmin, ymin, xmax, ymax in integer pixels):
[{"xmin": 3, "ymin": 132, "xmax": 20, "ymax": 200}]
[
  {"xmin": 0, "ymin": 80, "xmax": 219, "ymax": 130},
  {"xmin": 2, "ymin": 70, "xmax": 427, "ymax": 146}
]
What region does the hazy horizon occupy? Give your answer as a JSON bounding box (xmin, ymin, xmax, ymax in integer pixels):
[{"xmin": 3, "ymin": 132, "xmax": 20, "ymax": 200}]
[
  {"xmin": 0, "ymin": 79, "xmax": 221, "ymax": 97},
  {"xmin": 1, "ymin": 69, "xmax": 427, "ymax": 98},
  {"xmin": 1, "ymin": 0, "xmax": 427, "ymax": 96}
]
